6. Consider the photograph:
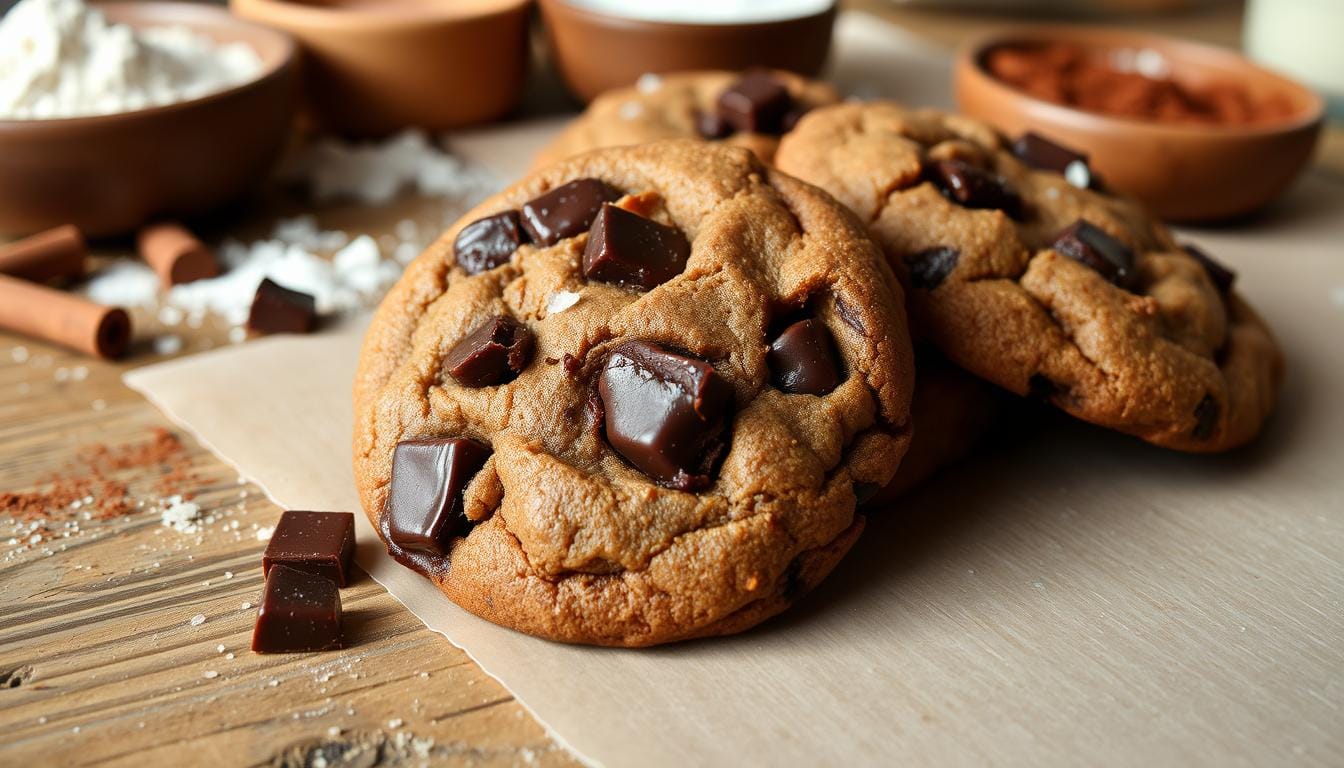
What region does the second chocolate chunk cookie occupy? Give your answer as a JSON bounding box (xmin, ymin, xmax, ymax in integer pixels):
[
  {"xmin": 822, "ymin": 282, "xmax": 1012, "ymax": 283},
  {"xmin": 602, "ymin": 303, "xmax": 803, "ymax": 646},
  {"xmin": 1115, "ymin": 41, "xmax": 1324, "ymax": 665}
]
[
  {"xmin": 776, "ymin": 102, "xmax": 1283, "ymax": 452},
  {"xmin": 354, "ymin": 141, "xmax": 915, "ymax": 646},
  {"xmin": 531, "ymin": 69, "xmax": 840, "ymax": 170}
]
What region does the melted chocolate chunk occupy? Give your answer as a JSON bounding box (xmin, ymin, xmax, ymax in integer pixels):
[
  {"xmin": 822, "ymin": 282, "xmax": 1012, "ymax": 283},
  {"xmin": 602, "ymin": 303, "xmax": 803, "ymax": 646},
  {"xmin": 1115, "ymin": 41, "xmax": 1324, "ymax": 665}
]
[
  {"xmin": 717, "ymin": 70, "xmax": 793, "ymax": 135},
  {"xmin": 598, "ymin": 340, "xmax": 733, "ymax": 490},
  {"xmin": 454, "ymin": 211, "xmax": 527, "ymax": 275},
  {"xmin": 445, "ymin": 316, "xmax": 534, "ymax": 387},
  {"xmin": 520, "ymin": 179, "xmax": 620, "ymax": 246},
  {"xmin": 905, "ymin": 246, "xmax": 960, "ymax": 290},
  {"xmin": 583, "ymin": 204, "xmax": 690, "ymax": 290},
  {"xmin": 263, "ymin": 511, "xmax": 356, "ymax": 587},
  {"xmin": 385, "ymin": 438, "xmax": 491, "ymax": 556},
  {"xmin": 768, "ymin": 319, "xmax": 841, "ymax": 396},
  {"xmin": 1183, "ymin": 244, "xmax": 1236, "ymax": 294},
  {"xmin": 924, "ymin": 160, "xmax": 1023, "ymax": 219},
  {"xmin": 695, "ymin": 109, "xmax": 733, "ymax": 140},
  {"xmin": 1052, "ymin": 220, "xmax": 1136, "ymax": 288},
  {"xmin": 247, "ymin": 278, "xmax": 316, "ymax": 335},
  {"xmin": 1028, "ymin": 373, "xmax": 1059, "ymax": 401},
  {"xmin": 780, "ymin": 105, "xmax": 811, "ymax": 133},
  {"xmin": 1012, "ymin": 132, "xmax": 1097, "ymax": 190},
  {"xmin": 251, "ymin": 565, "xmax": 342, "ymax": 654},
  {"xmin": 1193, "ymin": 394, "xmax": 1219, "ymax": 440}
]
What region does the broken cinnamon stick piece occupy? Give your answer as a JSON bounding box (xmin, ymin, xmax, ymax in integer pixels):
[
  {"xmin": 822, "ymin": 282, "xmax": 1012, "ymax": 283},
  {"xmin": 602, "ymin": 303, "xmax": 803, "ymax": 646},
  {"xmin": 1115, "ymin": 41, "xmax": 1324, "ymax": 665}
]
[
  {"xmin": 0, "ymin": 225, "xmax": 86, "ymax": 283},
  {"xmin": 0, "ymin": 274, "xmax": 131, "ymax": 359},
  {"xmin": 137, "ymin": 221, "xmax": 219, "ymax": 287}
]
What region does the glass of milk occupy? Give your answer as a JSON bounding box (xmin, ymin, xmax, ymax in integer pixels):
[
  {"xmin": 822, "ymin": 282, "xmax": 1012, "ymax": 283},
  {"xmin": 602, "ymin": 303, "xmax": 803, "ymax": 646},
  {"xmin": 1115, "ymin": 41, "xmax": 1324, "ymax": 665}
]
[{"xmin": 1245, "ymin": 0, "xmax": 1344, "ymax": 118}]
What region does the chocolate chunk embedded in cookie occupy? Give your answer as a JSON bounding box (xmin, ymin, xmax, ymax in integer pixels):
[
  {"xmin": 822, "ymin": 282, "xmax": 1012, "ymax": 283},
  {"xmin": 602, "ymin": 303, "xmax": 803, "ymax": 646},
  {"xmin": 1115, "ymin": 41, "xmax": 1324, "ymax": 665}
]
[
  {"xmin": 531, "ymin": 70, "xmax": 840, "ymax": 170},
  {"xmin": 776, "ymin": 102, "xmax": 1283, "ymax": 451},
  {"xmin": 354, "ymin": 141, "xmax": 915, "ymax": 646}
]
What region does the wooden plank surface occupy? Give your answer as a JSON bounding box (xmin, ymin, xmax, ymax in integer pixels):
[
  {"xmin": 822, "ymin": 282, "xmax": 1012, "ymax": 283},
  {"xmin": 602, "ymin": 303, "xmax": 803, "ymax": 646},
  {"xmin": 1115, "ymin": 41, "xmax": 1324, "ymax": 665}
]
[{"xmin": 1, "ymin": 2, "xmax": 1337, "ymax": 765}]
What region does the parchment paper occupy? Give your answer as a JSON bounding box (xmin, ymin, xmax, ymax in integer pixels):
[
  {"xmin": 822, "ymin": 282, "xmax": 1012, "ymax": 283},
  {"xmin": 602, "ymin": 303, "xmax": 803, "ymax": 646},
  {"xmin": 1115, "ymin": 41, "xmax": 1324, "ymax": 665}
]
[{"xmin": 124, "ymin": 14, "xmax": 1344, "ymax": 767}]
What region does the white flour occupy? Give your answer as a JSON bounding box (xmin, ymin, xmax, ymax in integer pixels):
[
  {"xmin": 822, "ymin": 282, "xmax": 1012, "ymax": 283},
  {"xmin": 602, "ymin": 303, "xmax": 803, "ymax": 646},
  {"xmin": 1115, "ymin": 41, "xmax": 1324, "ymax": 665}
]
[{"xmin": 0, "ymin": 0, "xmax": 263, "ymax": 120}]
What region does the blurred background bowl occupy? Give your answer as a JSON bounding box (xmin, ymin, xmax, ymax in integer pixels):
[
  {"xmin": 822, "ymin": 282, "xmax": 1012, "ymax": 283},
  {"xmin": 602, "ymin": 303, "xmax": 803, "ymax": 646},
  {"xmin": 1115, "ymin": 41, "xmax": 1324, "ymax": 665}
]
[
  {"xmin": 0, "ymin": 1, "xmax": 298, "ymax": 238},
  {"xmin": 539, "ymin": 0, "xmax": 836, "ymax": 103},
  {"xmin": 954, "ymin": 25, "xmax": 1324, "ymax": 222},
  {"xmin": 231, "ymin": 0, "xmax": 531, "ymax": 137}
]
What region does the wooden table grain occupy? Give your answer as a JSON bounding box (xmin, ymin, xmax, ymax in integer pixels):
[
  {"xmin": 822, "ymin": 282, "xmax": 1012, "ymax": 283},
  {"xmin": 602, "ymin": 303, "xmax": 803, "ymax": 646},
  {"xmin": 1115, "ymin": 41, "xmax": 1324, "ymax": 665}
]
[{"xmin": 1, "ymin": 3, "xmax": 1337, "ymax": 766}]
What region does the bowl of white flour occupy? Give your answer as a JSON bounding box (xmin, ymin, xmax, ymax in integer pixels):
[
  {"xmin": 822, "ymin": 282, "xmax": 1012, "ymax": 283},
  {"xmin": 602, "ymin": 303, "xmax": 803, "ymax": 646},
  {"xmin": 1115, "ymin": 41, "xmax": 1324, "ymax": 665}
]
[{"xmin": 0, "ymin": 0, "xmax": 298, "ymax": 236}]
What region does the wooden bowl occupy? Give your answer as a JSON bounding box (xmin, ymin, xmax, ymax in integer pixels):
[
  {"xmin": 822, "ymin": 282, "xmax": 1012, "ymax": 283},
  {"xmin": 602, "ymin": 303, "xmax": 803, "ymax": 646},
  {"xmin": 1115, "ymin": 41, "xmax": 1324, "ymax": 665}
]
[
  {"xmin": 0, "ymin": 3, "xmax": 298, "ymax": 238},
  {"xmin": 231, "ymin": 0, "xmax": 531, "ymax": 137},
  {"xmin": 539, "ymin": 0, "xmax": 836, "ymax": 103},
  {"xmin": 954, "ymin": 25, "xmax": 1324, "ymax": 222}
]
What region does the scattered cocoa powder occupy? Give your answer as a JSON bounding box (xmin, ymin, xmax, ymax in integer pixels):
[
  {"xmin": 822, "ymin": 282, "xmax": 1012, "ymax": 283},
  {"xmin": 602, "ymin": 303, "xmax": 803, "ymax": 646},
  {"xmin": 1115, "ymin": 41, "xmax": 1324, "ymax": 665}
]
[
  {"xmin": 985, "ymin": 42, "xmax": 1297, "ymax": 125},
  {"xmin": 1, "ymin": 427, "xmax": 195, "ymax": 522}
]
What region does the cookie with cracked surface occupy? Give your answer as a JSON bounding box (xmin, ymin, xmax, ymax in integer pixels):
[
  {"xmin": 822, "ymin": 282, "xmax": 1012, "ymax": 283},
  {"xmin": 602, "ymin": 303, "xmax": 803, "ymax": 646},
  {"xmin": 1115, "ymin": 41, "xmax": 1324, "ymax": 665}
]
[
  {"xmin": 775, "ymin": 102, "xmax": 1283, "ymax": 452},
  {"xmin": 531, "ymin": 70, "xmax": 840, "ymax": 171},
  {"xmin": 354, "ymin": 141, "xmax": 915, "ymax": 646}
]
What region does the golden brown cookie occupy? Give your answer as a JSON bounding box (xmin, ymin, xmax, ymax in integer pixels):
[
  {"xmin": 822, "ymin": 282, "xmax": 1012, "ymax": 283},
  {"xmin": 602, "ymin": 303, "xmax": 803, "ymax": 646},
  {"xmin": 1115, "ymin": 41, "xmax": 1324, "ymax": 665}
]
[
  {"xmin": 776, "ymin": 102, "xmax": 1283, "ymax": 452},
  {"xmin": 354, "ymin": 141, "xmax": 915, "ymax": 646},
  {"xmin": 531, "ymin": 69, "xmax": 840, "ymax": 170}
]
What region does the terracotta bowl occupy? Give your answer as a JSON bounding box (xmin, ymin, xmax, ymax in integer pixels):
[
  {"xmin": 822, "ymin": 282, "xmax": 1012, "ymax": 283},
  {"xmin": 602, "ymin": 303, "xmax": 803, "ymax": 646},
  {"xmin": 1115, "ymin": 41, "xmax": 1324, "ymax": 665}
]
[
  {"xmin": 539, "ymin": 0, "xmax": 836, "ymax": 103},
  {"xmin": 0, "ymin": 3, "xmax": 298, "ymax": 238},
  {"xmin": 231, "ymin": 0, "xmax": 531, "ymax": 137},
  {"xmin": 954, "ymin": 25, "xmax": 1324, "ymax": 222}
]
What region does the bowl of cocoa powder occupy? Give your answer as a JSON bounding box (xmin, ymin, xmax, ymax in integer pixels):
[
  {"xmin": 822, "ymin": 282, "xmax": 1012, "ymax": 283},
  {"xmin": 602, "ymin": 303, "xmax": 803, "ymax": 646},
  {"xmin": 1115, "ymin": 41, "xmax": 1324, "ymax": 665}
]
[{"xmin": 954, "ymin": 26, "xmax": 1323, "ymax": 222}]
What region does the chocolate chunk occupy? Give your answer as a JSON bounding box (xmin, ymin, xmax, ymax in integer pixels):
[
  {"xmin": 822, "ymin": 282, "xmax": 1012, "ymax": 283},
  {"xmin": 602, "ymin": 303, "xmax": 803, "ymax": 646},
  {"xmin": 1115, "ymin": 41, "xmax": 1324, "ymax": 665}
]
[
  {"xmin": 1183, "ymin": 244, "xmax": 1236, "ymax": 294},
  {"xmin": 768, "ymin": 319, "xmax": 841, "ymax": 396},
  {"xmin": 1193, "ymin": 394, "xmax": 1219, "ymax": 440},
  {"xmin": 781, "ymin": 105, "xmax": 811, "ymax": 133},
  {"xmin": 247, "ymin": 278, "xmax": 316, "ymax": 335},
  {"xmin": 695, "ymin": 109, "xmax": 733, "ymax": 140},
  {"xmin": 582, "ymin": 204, "xmax": 690, "ymax": 290},
  {"xmin": 598, "ymin": 340, "xmax": 733, "ymax": 490},
  {"xmin": 445, "ymin": 316, "xmax": 534, "ymax": 387},
  {"xmin": 905, "ymin": 246, "xmax": 960, "ymax": 290},
  {"xmin": 1012, "ymin": 132, "xmax": 1097, "ymax": 190},
  {"xmin": 1052, "ymin": 220, "xmax": 1135, "ymax": 288},
  {"xmin": 385, "ymin": 438, "xmax": 491, "ymax": 556},
  {"xmin": 520, "ymin": 179, "xmax": 620, "ymax": 246},
  {"xmin": 454, "ymin": 211, "xmax": 527, "ymax": 275},
  {"xmin": 924, "ymin": 160, "xmax": 1023, "ymax": 219},
  {"xmin": 263, "ymin": 511, "xmax": 356, "ymax": 587},
  {"xmin": 717, "ymin": 70, "xmax": 793, "ymax": 135},
  {"xmin": 251, "ymin": 565, "xmax": 342, "ymax": 654}
]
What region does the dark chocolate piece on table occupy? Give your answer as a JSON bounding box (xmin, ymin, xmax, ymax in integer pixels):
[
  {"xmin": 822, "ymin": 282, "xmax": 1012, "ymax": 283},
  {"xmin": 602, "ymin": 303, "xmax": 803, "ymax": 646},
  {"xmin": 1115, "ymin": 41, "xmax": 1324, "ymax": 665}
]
[
  {"xmin": 520, "ymin": 179, "xmax": 621, "ymax": 246},
  {"xmin": 1012, "ymin": 132, "xmax": 1097, "ymax": 190},
  {"xmin": 924, "ymin": 160, "xmax": 1023, "ymax": 219},
  {"xmin": 385, "ymin": 437, "xmax": 492, "ymax": 556},
  {"xmin": 1052, "ymin": 219, "xmax": 1136, "ymax": 288},
  {"xmin": 445, "ymin": 316, "xmax": 535, "ymax": 387},
  {"xmin": 247, "ymin": 278, "xmax": 316, "ymax": 335},
  {"xmin": 767, "ymin": 319, "xmax": 841, "ymax": 396},
  {"xmin": 263, "ymin": 510, "xmax": 357, "ymax": 587},
  {"xmin": 717, "ymin": 70, "xmax": 793, "ymax": 135},
  {"xmin": 583, "ymin": 204, "xmax": 690, "ymax": 290},
  {"xmin": 695, "ymin": 109, "xmax": 733, "ymax": 140},
  {"xmin": 1182, "ymin": 243, "xmax": 1236, "ymax": 294},
  {"xmin": 598, "ymin": 340, "xmax": 733, "ymax": 490},
  {"xmin": 251, "ymin": 565, "xmax": 343, "ymax": 654},
  {"xmin": 454, "ymin": 211, "xmax": 528, "ymax": 275},
  {"xmin": 905, "ymin": 246, "xmax": 960, "ymax": 290}
]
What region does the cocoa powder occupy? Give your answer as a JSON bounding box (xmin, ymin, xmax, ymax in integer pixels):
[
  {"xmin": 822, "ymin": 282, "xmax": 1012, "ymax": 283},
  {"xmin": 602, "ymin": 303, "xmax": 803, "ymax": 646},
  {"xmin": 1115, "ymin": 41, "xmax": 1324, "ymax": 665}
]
[{"xmin": 986, "ymin": 42, "xmax": 1296, "ymax": 125}]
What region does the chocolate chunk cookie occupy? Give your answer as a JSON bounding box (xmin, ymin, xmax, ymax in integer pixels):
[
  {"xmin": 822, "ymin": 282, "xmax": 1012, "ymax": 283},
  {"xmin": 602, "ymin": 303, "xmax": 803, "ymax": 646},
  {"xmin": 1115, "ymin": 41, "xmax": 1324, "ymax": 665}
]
[
  {"xmin": 776, "ymin": 102, "xmax": 1283, "ymax": 451},
  {"xmin": 531, "ymin": 70, "xmax": 840, "ymax": 170},
  {"xmin": 354, "ymin": 141, "xmax": 915, "ymax": 646}
]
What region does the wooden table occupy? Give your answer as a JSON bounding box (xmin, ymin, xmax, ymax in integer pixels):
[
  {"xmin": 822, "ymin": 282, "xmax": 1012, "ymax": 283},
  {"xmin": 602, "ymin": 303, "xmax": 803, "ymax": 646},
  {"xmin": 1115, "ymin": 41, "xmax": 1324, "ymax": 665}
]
[{"xmin": 1, "ymin": 3, "xmax": 1337, "ymax": 765}]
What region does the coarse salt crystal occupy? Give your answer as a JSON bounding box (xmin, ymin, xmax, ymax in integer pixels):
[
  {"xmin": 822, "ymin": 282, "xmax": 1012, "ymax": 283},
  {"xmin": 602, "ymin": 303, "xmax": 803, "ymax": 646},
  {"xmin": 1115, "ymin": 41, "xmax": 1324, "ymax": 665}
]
[
  {"xmin": 547, "ymin": 291, "xmax": 581, "ymax": 314},
  {"xmin": 154, "ymin": 334, "xmax": 184, "ymax": 356},
  {"xmin": 190, "ymin": 614, "xmax": 206, "ymax": 626},
  {"xmin": 256, "ymin": 526, "xmax": 274, "ymax": 541},
  {"xmin": 241, "ymin": 601, "xmax": 253, "ymax": 610},
  {"xmin": 161, "ymin": 498, "xmax": 202, "ymax": 533},
  {"xmin": 618, "ymin": 100, "xmax": 642, "ymax": 120},
  {"xmin": 636, "ymin": 72, "xmax": 662, "ymax": 93},
  {"xmin": 203, "ymin": 670, "xmax": 219, "ymax": 679},
  {"xmin": 387, "ymin": 718, "xmax": 403, "ymax": 729},
  {"xmin": 11, "ymin": 346, "xmax": 28, "ymax": 362}
]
